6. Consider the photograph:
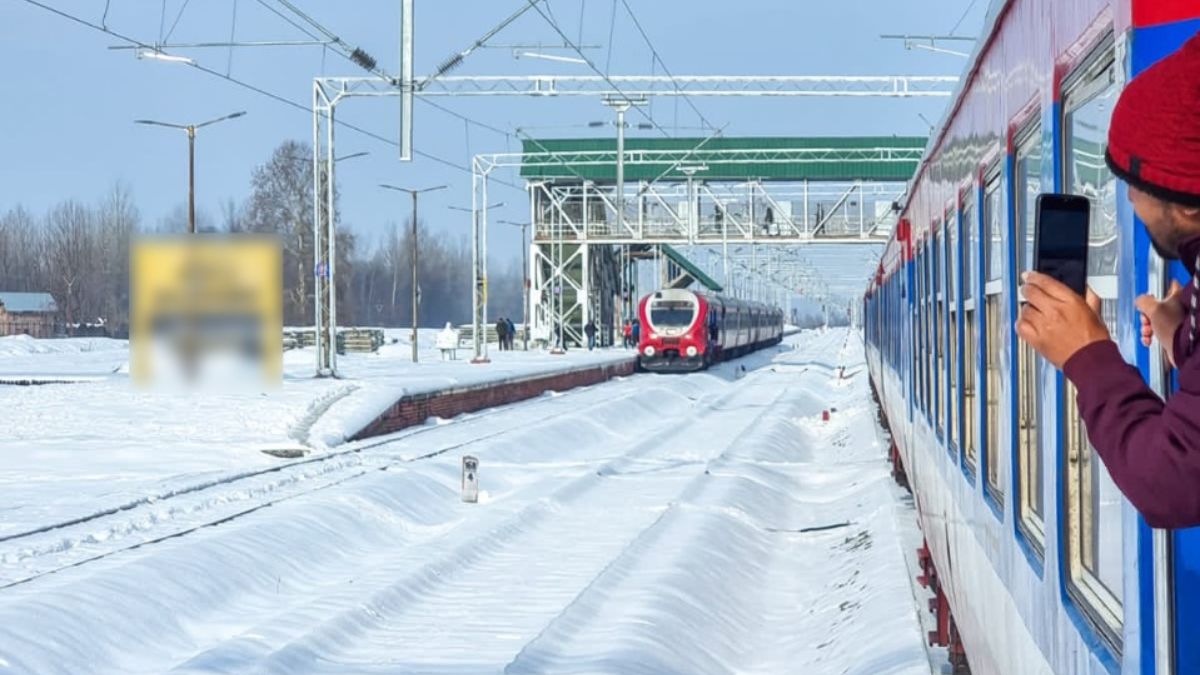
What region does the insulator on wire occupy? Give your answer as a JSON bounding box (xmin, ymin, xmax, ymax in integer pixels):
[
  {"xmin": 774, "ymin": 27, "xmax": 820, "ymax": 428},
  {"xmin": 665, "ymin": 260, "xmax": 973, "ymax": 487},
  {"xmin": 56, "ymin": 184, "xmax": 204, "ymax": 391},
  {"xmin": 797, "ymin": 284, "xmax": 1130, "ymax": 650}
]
[
  {"xmin": 433, "ymin": 53, "xmax": 465, "ymax": 78},
  {"xmin": 350, "ymin": 47, "xmax": 378, "ymax": 72}
]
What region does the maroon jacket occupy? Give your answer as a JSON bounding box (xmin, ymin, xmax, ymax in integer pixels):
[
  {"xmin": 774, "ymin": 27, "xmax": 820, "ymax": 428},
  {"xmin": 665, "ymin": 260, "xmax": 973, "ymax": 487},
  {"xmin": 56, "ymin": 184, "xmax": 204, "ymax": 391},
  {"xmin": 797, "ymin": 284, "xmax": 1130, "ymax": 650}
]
[{"xmin": 1062, "ymin": 236, "xmax": 1200, "ymax": 529}]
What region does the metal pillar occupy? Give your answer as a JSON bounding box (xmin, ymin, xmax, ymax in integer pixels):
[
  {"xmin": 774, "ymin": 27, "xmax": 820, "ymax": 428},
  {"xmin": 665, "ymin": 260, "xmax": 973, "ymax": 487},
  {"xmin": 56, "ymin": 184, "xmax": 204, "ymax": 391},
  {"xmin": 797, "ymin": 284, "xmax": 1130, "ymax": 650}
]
[
  {"xmin": 312, "ymin": 83, "xmax": 338, "ymax": 377},
  {"xmin": 470, "ymin": 162, "xmax": 491, "ymax": 363},
  {"xmin": 399, "ymin": 0, "xmax": 413, "ymax": 161}
]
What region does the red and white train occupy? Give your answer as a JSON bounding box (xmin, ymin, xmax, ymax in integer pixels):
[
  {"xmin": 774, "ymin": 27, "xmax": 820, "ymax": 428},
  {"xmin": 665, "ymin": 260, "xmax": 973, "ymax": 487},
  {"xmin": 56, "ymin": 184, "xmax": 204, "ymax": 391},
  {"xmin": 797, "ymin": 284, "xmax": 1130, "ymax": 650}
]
[{"xmin": 636, "ymin": 289, "xmax": 784, "ymax": 372}]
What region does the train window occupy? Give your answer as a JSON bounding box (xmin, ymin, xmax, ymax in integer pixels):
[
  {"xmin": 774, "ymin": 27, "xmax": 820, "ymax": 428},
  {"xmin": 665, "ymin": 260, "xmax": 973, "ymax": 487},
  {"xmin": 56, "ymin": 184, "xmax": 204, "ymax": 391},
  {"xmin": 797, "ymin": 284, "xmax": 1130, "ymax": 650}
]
[
  {"xmin": 933, "ymin": 230, "xmax": 944, "ymax": 437},
  {"xmin": 1014, "ymin": 121, "xmax": 1046, "ymax": 550},
  {"xmin": 1062, "ymin": 40, "xmax": 1123, "ymax": 646},
  {"xmin": 914, "ymin": 247, "xmax": 924, "ymax": 414},
  {"xmin": 983, "ymin": 169, "xmax": 1007, "ymax": 503},
  {"xmin": 946, "ymin": 209, "xmax": 960, "ymax": 454},
  {"xmin": 962, "ymin": 196, "xmax": 979, "ymax": 474},
  {"xmin": 924, "ymin": 241, "xmax": 933, "ymax": 417},
  {"xmin": 921, "ymin": 246, "xmax": 931, "ymax": 415}
]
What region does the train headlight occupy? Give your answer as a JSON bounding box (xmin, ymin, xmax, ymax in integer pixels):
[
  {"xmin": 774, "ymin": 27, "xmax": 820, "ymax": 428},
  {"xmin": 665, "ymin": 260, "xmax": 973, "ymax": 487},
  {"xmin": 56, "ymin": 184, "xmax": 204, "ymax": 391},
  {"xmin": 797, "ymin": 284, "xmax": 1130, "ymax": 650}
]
[
  {"xmin": 650, "ymin": 332, "xmax": 659, "ymax": 340},
  {"xmin": 686, "ymin": 345, "xmax": 698, "ymax": 358},
  {"xmin": 643, "ymin": 345, "xmax": 656, "ymax": 357}
]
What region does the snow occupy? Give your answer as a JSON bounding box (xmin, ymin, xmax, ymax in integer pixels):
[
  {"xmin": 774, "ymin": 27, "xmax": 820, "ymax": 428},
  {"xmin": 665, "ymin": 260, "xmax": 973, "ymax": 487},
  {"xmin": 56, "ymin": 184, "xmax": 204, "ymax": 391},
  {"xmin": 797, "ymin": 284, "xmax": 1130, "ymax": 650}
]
[
  {"xmin": 0, "ymin": 328, "xmax": 939, "ymax": 674},
  {"xmin": 0, "ymin": 329, "xmax": 632, "ymax": 538}
]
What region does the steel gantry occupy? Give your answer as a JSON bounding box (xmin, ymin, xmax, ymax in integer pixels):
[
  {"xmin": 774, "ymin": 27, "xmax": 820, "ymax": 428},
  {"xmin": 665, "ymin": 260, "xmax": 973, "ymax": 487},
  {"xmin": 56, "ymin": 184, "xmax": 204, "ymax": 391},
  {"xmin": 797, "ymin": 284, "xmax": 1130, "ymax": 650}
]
[
  {"xmin": 469, "ymin": 137, "xmax": 921, "ymax": 349},
  {"xmin": 391, "ymin": 74, "xmax": 957, "ymax": 98}
]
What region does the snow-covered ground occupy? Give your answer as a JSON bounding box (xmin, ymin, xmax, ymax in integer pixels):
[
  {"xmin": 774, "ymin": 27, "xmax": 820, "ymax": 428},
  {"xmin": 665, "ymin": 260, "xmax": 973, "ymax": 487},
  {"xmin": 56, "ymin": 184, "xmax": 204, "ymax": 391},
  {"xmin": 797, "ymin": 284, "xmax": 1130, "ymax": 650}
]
[
  {"xmin": 0, "ymin": 329, "xmax": 940, "ymax": 674},
  {"xmin": 0, "ymin": 330, "xmax": 632, "ymax": 538}
]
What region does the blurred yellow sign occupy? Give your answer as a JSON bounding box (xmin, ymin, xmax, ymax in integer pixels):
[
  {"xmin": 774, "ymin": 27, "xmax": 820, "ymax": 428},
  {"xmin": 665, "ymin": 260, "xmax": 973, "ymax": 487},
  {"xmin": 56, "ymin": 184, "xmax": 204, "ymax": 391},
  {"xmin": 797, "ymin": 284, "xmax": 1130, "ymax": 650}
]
[{"xmin": 131, "ymin": 235, "xmax": 282, "ymax": 389}]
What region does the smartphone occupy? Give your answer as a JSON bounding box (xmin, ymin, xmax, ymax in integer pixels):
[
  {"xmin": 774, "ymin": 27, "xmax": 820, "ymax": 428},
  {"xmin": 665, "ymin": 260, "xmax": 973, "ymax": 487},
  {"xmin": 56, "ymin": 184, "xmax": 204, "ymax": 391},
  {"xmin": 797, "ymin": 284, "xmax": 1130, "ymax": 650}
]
[{"xmin": 1033, "ymin": 193, "xmax": 1090, "ymax": 296}]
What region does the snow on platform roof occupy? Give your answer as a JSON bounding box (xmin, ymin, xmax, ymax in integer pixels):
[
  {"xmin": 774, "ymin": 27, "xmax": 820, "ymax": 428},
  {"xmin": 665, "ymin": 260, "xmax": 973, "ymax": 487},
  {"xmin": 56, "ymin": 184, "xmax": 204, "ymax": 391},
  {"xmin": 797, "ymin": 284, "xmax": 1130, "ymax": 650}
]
[
  {"xmin": 520, "ymin": 136, "xmax": 927, "ymax": 183},
  {"xmin": 0, "ymin": 292, "xmax": 57, "ymax": 313}
]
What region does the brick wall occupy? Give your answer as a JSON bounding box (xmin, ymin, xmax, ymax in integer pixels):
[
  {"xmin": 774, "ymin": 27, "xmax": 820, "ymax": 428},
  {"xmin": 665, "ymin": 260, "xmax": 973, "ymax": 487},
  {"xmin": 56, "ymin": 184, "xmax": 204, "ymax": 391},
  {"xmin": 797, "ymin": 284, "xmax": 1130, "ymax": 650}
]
[{"xmin": 350, "ymin": 359, "xmax": 638, "ymax": 441}]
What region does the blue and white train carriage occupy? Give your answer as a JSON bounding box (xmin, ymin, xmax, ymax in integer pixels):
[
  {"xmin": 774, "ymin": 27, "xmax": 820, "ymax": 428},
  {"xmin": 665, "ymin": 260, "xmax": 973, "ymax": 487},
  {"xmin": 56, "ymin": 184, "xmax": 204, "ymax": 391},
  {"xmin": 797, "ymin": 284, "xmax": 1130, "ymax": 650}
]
[{"xmin": 863, "ymin": 0, "xmax": 1200, "ymax": 673}]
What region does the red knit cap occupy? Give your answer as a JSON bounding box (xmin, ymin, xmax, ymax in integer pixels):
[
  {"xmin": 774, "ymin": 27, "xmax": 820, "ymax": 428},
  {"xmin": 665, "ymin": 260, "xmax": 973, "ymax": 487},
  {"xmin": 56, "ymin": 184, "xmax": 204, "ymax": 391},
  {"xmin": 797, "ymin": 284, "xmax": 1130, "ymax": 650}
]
[{"xmin": 1106, "ymin": 31, "xmax": 1200, "ymax": 207}]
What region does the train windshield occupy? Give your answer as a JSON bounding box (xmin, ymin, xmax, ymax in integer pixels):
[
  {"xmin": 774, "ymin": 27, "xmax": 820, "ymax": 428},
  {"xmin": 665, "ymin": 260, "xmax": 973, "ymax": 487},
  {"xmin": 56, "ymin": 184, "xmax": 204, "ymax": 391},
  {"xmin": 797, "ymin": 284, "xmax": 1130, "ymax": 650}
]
[{"xmin": 650, "ymin": 301, "xmax": 695, "ymax": 327}]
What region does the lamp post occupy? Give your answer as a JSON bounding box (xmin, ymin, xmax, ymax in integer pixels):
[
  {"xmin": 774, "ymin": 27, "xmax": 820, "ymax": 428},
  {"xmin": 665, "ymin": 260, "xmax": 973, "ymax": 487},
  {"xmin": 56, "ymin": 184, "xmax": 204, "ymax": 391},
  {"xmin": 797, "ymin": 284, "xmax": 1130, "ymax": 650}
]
[
  {"xmin": 598, "ymin": 98, "xmax": 649, "ymax": 233},
  {"xmin": 499, "ymin": 220, "xmax": 530, "ymax": 350},
  {"xmin": 381, "ymin": 183, "xmax": 447, "ymax": 362},
  {"xmin": 593, "ymin": 105, "xmax": 649, "ymax": 325},
  {"xmin": 450, "ymin": 202, "xmax": 504, "ymax": 360},
  {"xmin": 135, "ymin": 111, "xmax": 246, "ymax": 234}
]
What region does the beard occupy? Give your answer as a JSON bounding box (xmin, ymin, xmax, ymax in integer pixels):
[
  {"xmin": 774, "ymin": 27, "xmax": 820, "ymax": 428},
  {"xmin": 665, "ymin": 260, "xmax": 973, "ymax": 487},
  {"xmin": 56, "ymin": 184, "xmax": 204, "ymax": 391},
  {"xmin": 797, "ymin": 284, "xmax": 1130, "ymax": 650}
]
[{"xmin": 1148, "ymin": 228, "xmax": 1179, "ymax": 260}]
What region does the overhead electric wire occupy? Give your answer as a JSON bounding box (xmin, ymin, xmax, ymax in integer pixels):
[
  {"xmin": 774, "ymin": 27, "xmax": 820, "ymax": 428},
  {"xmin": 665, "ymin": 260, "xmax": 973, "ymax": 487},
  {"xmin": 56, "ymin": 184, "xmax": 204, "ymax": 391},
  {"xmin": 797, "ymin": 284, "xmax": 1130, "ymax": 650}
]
[
  {"xmin": 270, "ymin": 0, "xmax": 390, "ymax": 79},
  {"xmin": 604, "ymin": 0, "xmax": 617, "ymax": 75},
  {"xmin": 618, "ymin": 0, "xmax": 714, "ymax": 131},
  {"xmin": 949, "ymin": 0, "xmax": 981, "ymax": 35},
  {"xmin": 163, "ymin": 0, "xmax": 192, "ymax": 43},
  {"xmin": 18, "ymin": 0, "xmax": 524, "ymax": 192},
  {"xmin": 522, "ymin": 0, "xmax": 729, "ymax": 194},
  {"xmin": 226, "ymin": 0, "xmax": 238, "ymax": 75},
  {"xmin": 158, "ymin": 0, "xmax": 167, "ymax": 42},
  {"xmin": 253, "ymin": 0, "xmax": 321, "ymax": 42},
  {"xmin": 420, "ymin": 0, "xmax": 547, "ymax": 88},
  {"xmin": 419, "ymin": 98, "xmax": 513, "ymax": 140},
  {"xmin": 523, "ymin": 0, "xmax": 666, "ymax": 136}
]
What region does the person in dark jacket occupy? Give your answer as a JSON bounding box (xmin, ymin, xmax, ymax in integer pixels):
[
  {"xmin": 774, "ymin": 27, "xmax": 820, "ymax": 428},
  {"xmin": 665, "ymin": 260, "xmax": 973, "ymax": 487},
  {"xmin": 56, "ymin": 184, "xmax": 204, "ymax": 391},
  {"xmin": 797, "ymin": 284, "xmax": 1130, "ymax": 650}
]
[
  {"xmin": 1017, "ymin": 33, "xmax": 1200, "ymax": 529},
  {"xmin": 584, "ymin": 320, "xmax": 597, "ymax": 351},
  {"xmin": 495, "ymin": 317, "xmax": 508, "ymax": 351},
  {"xmin": 506, "ymin": 318, "xmax": 517, "ymax": 350}
]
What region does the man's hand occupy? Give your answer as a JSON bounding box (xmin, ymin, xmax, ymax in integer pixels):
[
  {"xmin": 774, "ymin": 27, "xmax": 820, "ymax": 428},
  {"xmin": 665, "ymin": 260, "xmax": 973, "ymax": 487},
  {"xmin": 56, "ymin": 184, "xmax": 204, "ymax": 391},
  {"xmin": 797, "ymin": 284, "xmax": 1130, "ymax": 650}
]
[
  {"xmin": 1136, "ymin": 280, "xmax": 1185, "ymax": 368},
  {"xmin": 1016, "ymin": 271, "xmax": 1110, "ymax": 369}
]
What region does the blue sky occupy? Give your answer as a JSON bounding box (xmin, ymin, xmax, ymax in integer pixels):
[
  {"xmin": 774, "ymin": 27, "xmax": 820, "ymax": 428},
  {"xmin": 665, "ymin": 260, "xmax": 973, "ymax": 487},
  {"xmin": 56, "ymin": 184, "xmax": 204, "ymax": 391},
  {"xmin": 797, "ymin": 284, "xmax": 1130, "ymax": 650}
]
[{"xmin": 1, "ymin": 0, "xmax": 987, "ymax": 299}]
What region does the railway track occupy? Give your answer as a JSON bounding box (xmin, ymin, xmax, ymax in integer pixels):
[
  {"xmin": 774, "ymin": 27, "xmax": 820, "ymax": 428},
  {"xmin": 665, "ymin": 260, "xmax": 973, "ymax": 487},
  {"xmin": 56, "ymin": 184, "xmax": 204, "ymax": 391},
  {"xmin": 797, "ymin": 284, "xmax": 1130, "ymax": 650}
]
[{"xmin": 0, "ymin": 374, "xmax": 652, "ymax": 589}]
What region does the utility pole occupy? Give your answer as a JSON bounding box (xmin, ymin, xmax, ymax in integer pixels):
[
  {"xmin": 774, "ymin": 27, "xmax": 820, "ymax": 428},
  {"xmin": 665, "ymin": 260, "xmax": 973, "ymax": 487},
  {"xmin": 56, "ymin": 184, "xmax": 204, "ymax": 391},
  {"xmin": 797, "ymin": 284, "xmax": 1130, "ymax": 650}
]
[
  {"xmin": 450, "ymin": 201, "xmax": 504, "ymax": 361},
  {"xmin": 135, "ymin": 111, "xmax": 246, "ymax": 233},
  {"xmin": 499, "ymin": 220, "xmax": 530, "ymax": 350},
  {"xmin": 380, "ymin": 183, "xmax": 447, "ymax": 362},
  {"xmin": 601, "ymin": 97, "xmax": 648, "ymax": 235}
]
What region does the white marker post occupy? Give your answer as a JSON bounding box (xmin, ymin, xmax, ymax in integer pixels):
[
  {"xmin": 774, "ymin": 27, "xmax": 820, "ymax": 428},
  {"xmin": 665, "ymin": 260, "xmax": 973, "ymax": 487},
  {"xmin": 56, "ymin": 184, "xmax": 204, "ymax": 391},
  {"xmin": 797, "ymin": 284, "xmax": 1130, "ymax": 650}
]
[{"xmin": 462, "ymin": 455, "xmax": 479, "ymax": 503}]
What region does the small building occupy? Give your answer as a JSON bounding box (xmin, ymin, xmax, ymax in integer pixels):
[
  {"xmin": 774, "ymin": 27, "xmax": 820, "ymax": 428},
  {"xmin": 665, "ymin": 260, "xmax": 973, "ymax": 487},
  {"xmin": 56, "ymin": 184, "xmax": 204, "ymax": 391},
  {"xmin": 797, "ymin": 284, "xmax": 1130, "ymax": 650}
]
[{"xmin": 0, "ymin": 292, "xmax": 59, "ymax": 338}]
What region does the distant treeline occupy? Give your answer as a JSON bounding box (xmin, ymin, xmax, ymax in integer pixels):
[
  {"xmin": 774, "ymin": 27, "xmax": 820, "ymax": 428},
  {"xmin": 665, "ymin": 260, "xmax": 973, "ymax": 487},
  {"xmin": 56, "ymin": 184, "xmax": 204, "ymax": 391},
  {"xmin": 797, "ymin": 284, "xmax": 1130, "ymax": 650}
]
[{"xmin": 0, "ymin": 140, "xmax": 524, "ymax": 334}]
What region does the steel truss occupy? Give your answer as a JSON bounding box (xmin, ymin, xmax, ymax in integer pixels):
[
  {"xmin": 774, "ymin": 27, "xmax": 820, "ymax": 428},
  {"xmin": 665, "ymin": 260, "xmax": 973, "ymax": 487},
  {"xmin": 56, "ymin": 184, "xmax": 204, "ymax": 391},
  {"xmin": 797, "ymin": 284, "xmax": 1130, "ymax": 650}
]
[
  {"xmin": 318, "ymin": 74, "xmax": 958, "ymax": 98},
  {"xmin": 472, "ymin": 148, "xmax": 903, "ymax": 349}
]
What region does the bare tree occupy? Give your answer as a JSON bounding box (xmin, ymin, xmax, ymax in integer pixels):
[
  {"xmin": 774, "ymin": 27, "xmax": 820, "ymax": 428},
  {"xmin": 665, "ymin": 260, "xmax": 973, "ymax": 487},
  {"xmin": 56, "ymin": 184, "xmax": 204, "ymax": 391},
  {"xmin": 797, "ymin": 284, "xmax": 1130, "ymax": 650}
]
[
  {"xmin": 243, "ymin": 140, "xmax": 322, "ymax": 325},
  {"xmin": 44, "ymin": 200, "xmax": 95, "ymax": 326}
]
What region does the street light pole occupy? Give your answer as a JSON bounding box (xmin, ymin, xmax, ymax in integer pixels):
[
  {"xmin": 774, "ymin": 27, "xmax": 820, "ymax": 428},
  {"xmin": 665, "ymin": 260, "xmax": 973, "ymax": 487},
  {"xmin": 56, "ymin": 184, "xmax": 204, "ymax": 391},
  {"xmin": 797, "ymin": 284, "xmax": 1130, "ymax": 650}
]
[
  {"xmin": 135, "ymin": 111, "xmax": 247, "ymax": 234},
  {"xmin": 449, "ymin": 202, "xmax": 504, "ymax": 359},
  {"xmin": 188, "ymin": 127, "xmax": 195, "ymax": 233},
  {"xmin": 500, "ymin": 220, "xmax": 530, "ymax": 350},
  {"xmin": 600, "ymin": 97, "xmax": 648, "ymax": 234},
  {"xmin": 381, "ymin": 184, "xmax": 447, "ymax": 362}
]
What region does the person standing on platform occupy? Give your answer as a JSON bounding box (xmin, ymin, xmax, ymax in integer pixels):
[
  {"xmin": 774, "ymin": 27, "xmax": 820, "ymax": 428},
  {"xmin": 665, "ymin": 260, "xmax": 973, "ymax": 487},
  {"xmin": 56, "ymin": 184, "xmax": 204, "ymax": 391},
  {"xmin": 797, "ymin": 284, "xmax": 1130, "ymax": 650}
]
[
  {"xmin": 1017, "ymin": 33, "xmax": 1200, "ymax": 528},
  {"xmin": 623, "ymin": 319, "xmax": 633, "ymax": 348},
  {"xmin": 495, "ymin": 317, "xmax": 508, "ymax": 351},
  {"xmin": 584, "ymin": 320, "xmax": 597, "ymax": 351},
  {"xmin": 506, "ymin": 317, "xmax": 517, "ymax": 350},
  {"xmin": 631, "ymin": 319, "xmax": 641, "ymax": 347}
]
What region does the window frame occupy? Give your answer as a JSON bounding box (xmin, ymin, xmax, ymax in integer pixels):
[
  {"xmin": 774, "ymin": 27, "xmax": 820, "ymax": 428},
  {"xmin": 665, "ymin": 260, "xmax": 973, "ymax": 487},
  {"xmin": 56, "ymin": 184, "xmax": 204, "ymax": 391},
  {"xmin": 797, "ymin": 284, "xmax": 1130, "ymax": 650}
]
[
  {"xmin": 931, "ymin": 227, "xmax": 940, "ymax": 437},
  {"xmin": 961, "ymin": 191, "xmax": 980, "ymax": 479},
  {"xmin": 1013, "ymin": 118, "xmax": 1047, "ymax": 557},
  {"xmin": 982, "ymin": 165, "xmax": 1007, "ymax": 510},
  {"xmin": 945, "ymin": 207, "xmax": 961, "ymax": 459},
  {"xmin": 923, "ymin": 240, "xmax": 932, "ymax": 419},
  {"xmin": 1059, "ymin": 34, "xmax": 1124, "ymax": 654}
]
